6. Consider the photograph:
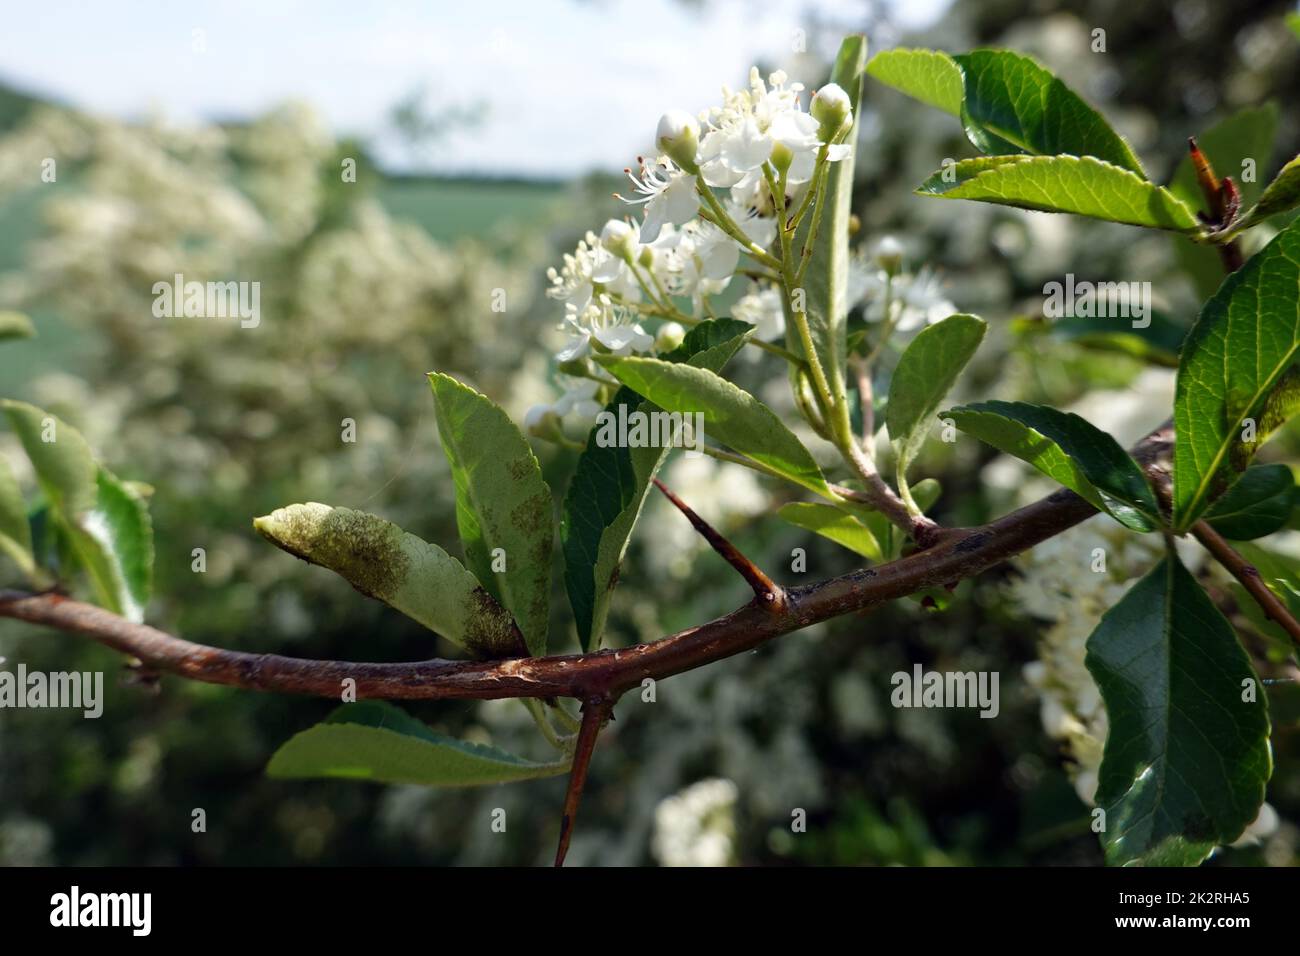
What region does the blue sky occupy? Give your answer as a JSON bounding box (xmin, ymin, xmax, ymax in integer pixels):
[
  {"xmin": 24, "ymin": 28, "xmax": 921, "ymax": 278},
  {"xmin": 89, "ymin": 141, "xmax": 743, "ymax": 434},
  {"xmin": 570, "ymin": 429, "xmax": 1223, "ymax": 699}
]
[{"xmin": 1, "ymin": 0, "xmax": 949, "ymax": 177}]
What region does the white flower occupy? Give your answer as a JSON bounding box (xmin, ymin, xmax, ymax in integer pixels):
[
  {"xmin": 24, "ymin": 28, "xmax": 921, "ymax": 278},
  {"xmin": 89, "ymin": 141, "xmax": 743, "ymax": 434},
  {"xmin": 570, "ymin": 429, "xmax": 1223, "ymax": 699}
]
[
  {"xmin": 619, "ymin": 159, "xmax": 699, "ymax": 243},
  {"xmin": 651, "ymin": 220, "xmax": 738, "ymax": 308},
  {"xmin": 733, "ymin": 286, "xmax": 785, "ymax": 340},
  {"xmin": 698, "ymin": 68, "xmax": 853, "ymax": 190},
  {"xmin": 546, "ymin": 230, "xmax": 641, "ymax": 315},
  {"xmin": 556, "ymin": 294, "xmax": 654, "ymax": 361},
  {"xmin": 853, "ymin": 259, "xmax": 956, "ymax": 332},
  {"xmin": 651, "ymin": 778, "xmax": 740, "ymax": 867}
]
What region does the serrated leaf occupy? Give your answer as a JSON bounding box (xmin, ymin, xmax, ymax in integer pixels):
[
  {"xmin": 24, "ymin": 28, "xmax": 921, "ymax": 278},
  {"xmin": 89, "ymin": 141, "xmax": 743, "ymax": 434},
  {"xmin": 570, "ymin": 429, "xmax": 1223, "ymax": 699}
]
[
  {"xmin": 866, "ymin": 48, "xmax": 963, "ymax": 116},
  {"xmin": 0, "ymin": 312, "xmax": 35, "ymax": 341},
  {"xmin": 2, "ymin": 400, "xmax": 97, "ymax": 516},
  {"xmin": 944, "ymin": 400, "xmax": 1160, "ymax": 531},
  {"xmin": 917, "ymin": 155, "xmax": 1199, "ymax": 232},
  {"xmin": 255, "ymin": 503, "xmax": 525, "ymax": 658},
  {"xmin": 1086, "ymin": 554, "xmax": 1271, "ymax": 867},
  {"xmin": 1238, "ymin": 155, "xmax": 1300, "ymax": 231},
  {"xmin": 267, "ymin": 701, "xmax": 568, "ymax": 786},
  {"xmin": 429, "ymin": 373, "xmax": 553, "ymax": 656},
  {"xmin": 1168, "ymin": 104, "xmax": 1277, "ymax": 299},
  {"xmin": 0, "ymin": 454, "xmax": 35, "ymax": 578},
  {"xmin": 71, "ymin": 467, "xmax": 153, "ymax": 622},
  {"xmin": 562, "ymin": 319, "xmax": 750, "ymax": 651},
  {"xmin": 784, "ymin": 35, "xmax": 866, "ymax": 421},
  {"xmin": 1204, "ymin": 464, "xmax": 1294, "ymax": 540},
  {"xmin": 777, "ymin": 501, "xmax": 882, "ymax": 561},
  {"xmin": 952, "ymin": 50, "xmax": 1145, "ymax": 176},
  {"xmin": 1173, "ymin": 216, "xmax": 1300, "ymax": 529},
  {"xmin": 887, "ymin": 313, "xmax": 985, "ymax": 485},
  {"xmin": 596, "ymin": 355, "xmax": 830, "ymax": 496}
]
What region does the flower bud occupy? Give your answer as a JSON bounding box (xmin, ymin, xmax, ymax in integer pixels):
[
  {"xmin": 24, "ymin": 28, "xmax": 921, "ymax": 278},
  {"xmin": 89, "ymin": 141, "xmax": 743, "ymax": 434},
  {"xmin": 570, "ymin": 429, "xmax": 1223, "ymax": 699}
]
[
  {"xmin": 655, "ymin": 321, "xmax": 686, "ymax": 352},
  {"xmin": 600, "ymin": 218, "xmax": 637, "ymax": 261},
  {"xmin": 656, "ymin": 110, "xmax": 700, "ymax": 172},
  {"xmin": 524, "ymin": 405, "xmax": 564, "ymax": 442},
  {"xmin": 873, "ymin": 235, "xmax": 904, "ymax": 275},
  {"xmin": 811, "ymin": 83, "xmax": 852, "ymax": 140},
  {"xmin": 769, "ymin": 140, "xmax": 794, "ymax": 175}
]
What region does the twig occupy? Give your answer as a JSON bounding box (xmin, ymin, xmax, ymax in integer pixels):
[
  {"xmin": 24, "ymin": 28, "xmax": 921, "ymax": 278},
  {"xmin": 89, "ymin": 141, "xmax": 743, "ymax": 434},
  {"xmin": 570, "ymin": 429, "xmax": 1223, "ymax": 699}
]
[
  {"xmin": 1192, "ymin": 520, "xmax": 1300, "ymax": 648},
  {"xmin": 554, "ymin": 695, "xmax": 614, "ymax": 867},
  {"xmin": 651, "ymin": 477, "xmax": 784, "ymax": 608},
  {"xmin": 1188, "ymin": 137, "xmax": 1245, "ymax": 273}
]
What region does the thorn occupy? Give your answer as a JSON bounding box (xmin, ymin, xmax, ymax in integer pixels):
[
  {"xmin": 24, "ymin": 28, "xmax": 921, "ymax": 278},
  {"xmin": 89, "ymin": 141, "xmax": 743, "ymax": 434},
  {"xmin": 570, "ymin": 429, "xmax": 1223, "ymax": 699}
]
[
  {"xmin": 1188, "ymin": 136, "xmax": 1225, "ymax": 222},
  {"xmin": 554, "ymin": 695, "xmax": 614, "ymax": 868},
  {"xmin": 651, "ymin": 477, "xmax": 785, "ymax": 609}
]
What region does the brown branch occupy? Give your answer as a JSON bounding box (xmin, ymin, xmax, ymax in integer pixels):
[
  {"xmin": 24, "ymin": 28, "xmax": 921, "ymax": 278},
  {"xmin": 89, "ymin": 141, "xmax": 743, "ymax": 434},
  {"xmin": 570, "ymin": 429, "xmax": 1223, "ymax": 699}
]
[
  {"xmin": 1192, "ymin": 520, "xmax": 1300, "ymax": 648},
  {"xmin": 651, "ymin": 477, "xmax": 783, "ymax": 607},
  {"xmin": 0, "ymin": 425, "xmax": 1173, "ymax": 708},
  {"xmin": 554, "ymin": 695, "xmax": 614, "ymax": 867}
]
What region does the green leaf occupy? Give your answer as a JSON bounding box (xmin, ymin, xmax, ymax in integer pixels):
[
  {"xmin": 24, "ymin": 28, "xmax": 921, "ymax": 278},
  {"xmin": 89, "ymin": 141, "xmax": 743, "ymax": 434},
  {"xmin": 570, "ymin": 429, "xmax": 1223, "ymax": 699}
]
[
  {"xmin": 561, "ymin": 319, "xmax": 750, "ymax": 651},
  {"xmin": 254, "ymin": 503, "xmax": 526, "ymax": 658},
  {"xmin": 2, "ymin": 400, "xmax": 97, "ymax": 516},
  {"xmin": 1238, "ymin": 154, "xmax": 1300, "ymax": 231},
  {"xmin": 70, "ymin": 467, "xmax": 153, "ymax": 622},
  {"xmin": 1086, "ymin": 554, "xmax": 1271, "ymax": 866},
  {"xmin": 0, "ymin": 454, "xmax": 35, "ymax": 578},
  {"xmin": 1203, "ymin": 464, "xmax": 1294, "ymax": 540},
  {"xmin": 596, "ymin": 355, "xmax": 830, "ymax": 496},
  {"xmin": 429, "ymin": 373, "xmax": 553, "ymax": 656},
  {"xmin": 267, "ymin": 701, "xmax": 568, "ymax": 786},
  {"xmin": 784, "ymin": 35, "xmax": 866, "ymax": 425},
  {"xmin": 916, "ymin": 155, "xmax": 1199, "ymax": 232},
  {"xmin": 865, "ymin": 48, "xmax": 963, "ymax": 116},
  {"xmin": 1049, "ymin": 309, "xmax": 1189, "ymax": 367},
  {"xmin": 1173, "ymin": 216, "xmax": 1300, "ymax": 529},
  {"xmin": 1168, "ymin": 104, "xmax": 1277, "ymax": 298},
  {"xmin": 952, "ymin": 50, "xmax": 1145, "ymax": 175},
  {"xmin": 943, "ymin": 400, "xmax": 1160, "ymax": 531},
  {"xmin": 887, "ymin": 313, "xmax": 986, "ymax": 485},
  {"xmin": 2, "ymin": 401, "xmax": 152, "ymax": 616},
  {"xmin": 777, "ymin": 501, "xmax": 882, "ymax": 562},
  {"xmin": 0, "ymin": 311, "xmax": 35, "ymax": 341}
]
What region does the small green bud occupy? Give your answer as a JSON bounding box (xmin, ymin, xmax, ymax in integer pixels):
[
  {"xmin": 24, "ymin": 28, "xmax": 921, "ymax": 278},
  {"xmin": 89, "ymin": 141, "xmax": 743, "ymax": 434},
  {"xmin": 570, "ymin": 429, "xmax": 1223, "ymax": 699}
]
[
  {"xmin": 656, "ymin": 110, "xmax": 700, "ymax": 172},
  {"xmin": 655, "ymin": 321, "xmax": 686, "ymax": 352}
]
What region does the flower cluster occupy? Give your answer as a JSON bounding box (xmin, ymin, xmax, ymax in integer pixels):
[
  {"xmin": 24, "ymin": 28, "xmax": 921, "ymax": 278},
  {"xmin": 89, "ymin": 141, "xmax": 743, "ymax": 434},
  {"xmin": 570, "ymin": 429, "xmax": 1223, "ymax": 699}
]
[
  {"xmin": 527, "ymin": 67, "xmax": 855, "ymax": 436},
  {"xmin": 651, "ymin": 777, "xmax": 740, "ymax": 866}
]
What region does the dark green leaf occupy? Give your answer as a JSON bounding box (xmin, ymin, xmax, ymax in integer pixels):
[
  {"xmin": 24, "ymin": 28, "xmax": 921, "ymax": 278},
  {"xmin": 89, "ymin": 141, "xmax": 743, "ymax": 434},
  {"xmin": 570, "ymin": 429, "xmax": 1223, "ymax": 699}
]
[
  {"xmin": 72, "ymin": 467, "xmax": 153, "ymax": 622},
  {"xmin": 1204, "ymin": 464, "xmax": 1294, "ymax": 540},
  {"xmin": 1049, "ymin": 309, "xmax": 1189, "ymax": 367},
  {"xmin": 944, "ymin": 400, "xmax": 1160, "ymax": 531},
  {"xmin": 952, "ymin": 50, "xmax": 1145, "ymax": 175},
  {"xmin": 1173, "ymin": 216, "xmax": 1300, "ymax": 529},
  {"xmin": 561, "ymin": 319, "xmax": 749, "ymax": 651},
  {"xmin": 1086, "ymin": 554, "xmax": 1271, "ymax": 866}
]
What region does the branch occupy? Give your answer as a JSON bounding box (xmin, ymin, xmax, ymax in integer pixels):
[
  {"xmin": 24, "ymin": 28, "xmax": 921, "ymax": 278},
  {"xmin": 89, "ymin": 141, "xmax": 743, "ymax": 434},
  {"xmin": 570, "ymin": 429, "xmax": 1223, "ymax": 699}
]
[
  {"xmin": 0, "ymin": 420, "xmax": 1174, "ymax": 705},
  {"xmin": 1192, "ymin": 520, "xmax": 1300, "ymax": 648},
  {"xmin": 554, "ymin": 695, "xmax": 614, "ymax": 867}
]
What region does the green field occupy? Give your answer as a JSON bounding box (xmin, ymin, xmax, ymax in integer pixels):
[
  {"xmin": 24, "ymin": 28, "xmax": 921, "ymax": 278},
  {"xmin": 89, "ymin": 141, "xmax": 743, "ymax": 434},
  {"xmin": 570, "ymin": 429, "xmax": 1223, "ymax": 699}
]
[{"xmin": 0, "ymin": 175, "xmax": 564, "ymax": 391}]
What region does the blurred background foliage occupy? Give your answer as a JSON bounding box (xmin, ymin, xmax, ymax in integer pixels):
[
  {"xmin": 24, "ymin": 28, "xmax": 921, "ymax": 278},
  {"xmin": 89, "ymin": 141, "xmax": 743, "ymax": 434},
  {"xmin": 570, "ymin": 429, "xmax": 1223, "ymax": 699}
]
[{"xmin": 0, "ymin": 0, "xmax": 1298, "ymax": 866}]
